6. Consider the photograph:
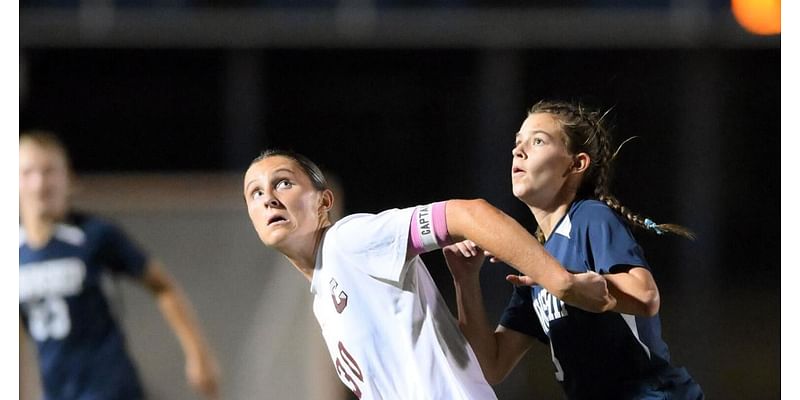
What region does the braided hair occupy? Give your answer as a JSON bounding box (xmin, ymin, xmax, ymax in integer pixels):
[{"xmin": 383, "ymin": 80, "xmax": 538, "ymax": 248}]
[{"xmin": 528, "ymin": 100, "xmax": 694, "ymax": 241}]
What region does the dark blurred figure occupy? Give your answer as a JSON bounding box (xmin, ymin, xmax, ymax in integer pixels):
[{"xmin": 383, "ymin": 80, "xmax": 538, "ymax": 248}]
[{"xmin": 19, "ymin": 131, "xmax": 220, "ymax": 400}]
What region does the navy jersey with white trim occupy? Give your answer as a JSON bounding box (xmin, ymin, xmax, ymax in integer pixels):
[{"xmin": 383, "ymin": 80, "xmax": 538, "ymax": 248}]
[
  {"xmin": 500, "ymin": 199, "xmax": 692, "ymax": 399},
  {"xmin": 19, "ymin": 212, "xmax": 146, "ymax": 400}
]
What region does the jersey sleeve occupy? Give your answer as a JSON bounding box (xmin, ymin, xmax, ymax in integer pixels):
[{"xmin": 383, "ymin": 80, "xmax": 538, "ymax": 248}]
[
  {"xmin": 328, "ymin": 207, "xmax": 415, "ymax": 283},
  {"xmin": 97, "ymin": 222, "xmax": 149, "ymax": 278},
  {"xmin": 498, "ymin": 285, "xmax": 548, "ymax": 344},
  {"xmin": 583, "ymin": 204, "xmax": 648, "ymax": 274}
]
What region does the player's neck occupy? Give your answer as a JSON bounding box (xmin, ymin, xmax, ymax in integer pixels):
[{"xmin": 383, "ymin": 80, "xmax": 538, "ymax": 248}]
[
  {"xmin": 21, "ymin": 214, "xmax": 57, "ymax": 249},
  {"xmin": 529, "ymin": 190, "xmax": 576, "ymax": 241},
  {"xmin": 283, "ymin": 224, "xmax": 330, "ymax": 282}
]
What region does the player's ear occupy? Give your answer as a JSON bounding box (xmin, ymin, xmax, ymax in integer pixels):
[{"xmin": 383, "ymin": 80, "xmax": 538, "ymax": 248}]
[
  {"xmin": 571, "ymin": 152, "xmax": 591, "ymax": 174},
  {"xmin": 319, "ymin": 189, "xmax": 334, "ymax": 213}
]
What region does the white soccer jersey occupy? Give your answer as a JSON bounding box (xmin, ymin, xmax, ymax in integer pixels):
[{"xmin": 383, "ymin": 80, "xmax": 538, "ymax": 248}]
[{"xmin": 309, "ymin": 207, "xmax": 497, "ymax": 400}]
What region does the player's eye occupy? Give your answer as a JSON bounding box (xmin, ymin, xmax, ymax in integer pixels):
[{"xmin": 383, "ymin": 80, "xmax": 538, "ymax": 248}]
[
  {"xmin": 275, "ymin": 179, "xmax": 293, "ymax": 190},
  {"xmin": 251, "ymin": 189, "xmax": 264, "ymax": 200}
]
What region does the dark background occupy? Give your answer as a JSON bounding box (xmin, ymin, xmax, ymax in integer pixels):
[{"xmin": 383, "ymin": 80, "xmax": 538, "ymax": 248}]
[{"xmin": 21, "ymin": 2, "xmax": 780, "ymax": 398}]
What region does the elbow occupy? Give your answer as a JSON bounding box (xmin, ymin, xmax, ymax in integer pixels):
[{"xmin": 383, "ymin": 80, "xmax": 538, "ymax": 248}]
[
  {"xmin": 645, "ymin": 293, "xmax": 661, "ymax": 317},
  {"xmin": 484, "ymin": 369, "xmax": 509, "ymax": 386},
  {"xmin": 610, "ymin": 286, "xmax": 661, "ymax": 317},
  {"xmin": 480, "ymin": 352, "xmax": 513, "ymax": 386},
  {"xmin": 147, "ymin": 277, "xmax": 174, "ymax": 295},
  {"xmin": 480, "ymin": 361, "xmax": 511, "ymax": 385},
  {"xmin": 641, "ymin": 290, "xmax": 660, "ymax": 317},
  {"xmin": 607, "ymin": 269, "xmax": 661, "ymax": 317}
]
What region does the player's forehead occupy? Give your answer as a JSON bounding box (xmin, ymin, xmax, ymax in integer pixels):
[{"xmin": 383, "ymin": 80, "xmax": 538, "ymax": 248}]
[
  {"xmin": 522, "ymin": 112, "xmax": 562, "ymax": 132},
  {"xmin": 516, "ymin": 113, "xmax": 566, "ymax": 143},
  {"xmin": 19, "ymin": 141, "xmax": 67, "ymax": 167},
  {"xmin": 244, "ymin": 155, "xmax": 307, "ymax": 184}
]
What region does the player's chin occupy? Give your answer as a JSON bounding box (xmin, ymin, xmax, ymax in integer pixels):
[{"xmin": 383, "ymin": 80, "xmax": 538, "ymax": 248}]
[
  {"xmin": 259, "ymin": 227, "xmax": 290, "ymax": 247},
  {"xmin": 511, "ymin": 184, "xmax": 529, "ymax": 200}
]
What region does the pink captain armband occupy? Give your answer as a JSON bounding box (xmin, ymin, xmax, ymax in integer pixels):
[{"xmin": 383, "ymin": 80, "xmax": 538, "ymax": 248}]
[{"xmin": 409, "ymin": 201, "xmax": 453, "ymax": 255}]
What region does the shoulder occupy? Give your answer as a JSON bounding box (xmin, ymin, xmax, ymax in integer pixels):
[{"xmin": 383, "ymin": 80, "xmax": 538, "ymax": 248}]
[
  {"xmin": 328, "ymin": 212, "xmax": 374, "ymax": 237},
  {"xmin": 54, "ymin": 212, "xmax": 102, "ymax": 246},
  {"xmin": 323, "ymin": 208, "xmax": 415, "ymax": 282},
  {"xmin": 333, "ymin": 212, "xmax": 376, "ymax": 228},
  {"xmin": 327, "ymin": 207, "xmax": 414, "ymax": 252},
  {"xmin": 66, "ymin": 212, "xmax": 133, "ymax": 246},
  {"xmin": 65, "ymin": 211, "xmax": 111, "ymax": 231},
  {"xmin": 572, "ymin": 199, "xmax": 642, "ymax": 249},
  {"xmin": 572, "ymin": 199, "xmax": 625, "ymax": 228},
  {"xmin": 330, "ymin": 208, "xmax": 414, "ymax": 233}
]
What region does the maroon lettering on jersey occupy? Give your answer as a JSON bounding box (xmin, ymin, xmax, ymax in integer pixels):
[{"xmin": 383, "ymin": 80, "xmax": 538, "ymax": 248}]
[
  {"xmin": 335, "ymin": 341, "xmax": 364, "ymax": 398},
  {"xmin": 329, "ymin": 278, "xmax": 348, "ymax": 314}
]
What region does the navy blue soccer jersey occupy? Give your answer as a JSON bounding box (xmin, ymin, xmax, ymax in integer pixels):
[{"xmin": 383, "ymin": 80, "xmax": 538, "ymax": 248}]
[
  {"xmin": 500, "ymin": 199, "xmax": 703, "ymax": 400},
  {"xmin": 19, "ymin": 212, "xmax": 147, "ymax": 400}
]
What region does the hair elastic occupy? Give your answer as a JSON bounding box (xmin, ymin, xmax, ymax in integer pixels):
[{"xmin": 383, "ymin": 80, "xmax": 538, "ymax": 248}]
[{"xmin": 644, "ymin": 218, "xmax": 664, "ymax": 235}]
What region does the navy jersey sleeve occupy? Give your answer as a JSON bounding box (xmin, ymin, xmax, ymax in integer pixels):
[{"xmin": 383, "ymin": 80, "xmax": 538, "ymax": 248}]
[
  {"xmin": 498, "ymin": 285, "xmax": 548, "ymax": 344},
  {"xmin": 97, "ymin": 222, "xmax": 148, "ymax": 278},
  {"xmin": 583, "ymin": 204, "xmax": 648, "ymax": 274}
]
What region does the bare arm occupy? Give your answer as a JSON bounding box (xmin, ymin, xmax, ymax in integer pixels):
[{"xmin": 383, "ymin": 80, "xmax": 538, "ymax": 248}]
[
  {"xmin": 444, "ymin": 199, "xmax": 616, "ymax": 313},
  {"xmin": 141, "ymin": 261, "xmax": 220, "ymax": 400},
  {"xmin": 444, "ymin": 242, "xmax": 536, "ymax": 384},
  {"xmin": 506, "ymin": 265, "xmax": 659, "ymax": 318},
  {"xmin": 604, "ymin": 266, "xmax": 660, "ymax": 317}
]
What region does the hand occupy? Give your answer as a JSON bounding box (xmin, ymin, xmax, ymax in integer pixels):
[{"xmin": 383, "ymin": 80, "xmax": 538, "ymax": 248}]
[
  {"xmin": 561, "ymin": 271, "xmax": 617, "ymax": 313},
  {"xmin": 186, "ymin": 352, "xmax": 220, "ymax": 400},
  {"xmin": 443, "ymin": 240, "xmax": 486, "ymax": 282}
]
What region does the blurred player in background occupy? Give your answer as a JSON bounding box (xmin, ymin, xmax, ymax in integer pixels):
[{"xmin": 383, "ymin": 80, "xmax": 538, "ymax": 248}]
[
  {"xmin": 19, "ymin": 131, "xmax": 220, "ymax": 400},
  {"xmin": 444, "ymin": 100, "xmax": 704, "ymax": 399},
  {"xmin": 243, "ymin": 149, "xmax": 615, "ymax": 399}
]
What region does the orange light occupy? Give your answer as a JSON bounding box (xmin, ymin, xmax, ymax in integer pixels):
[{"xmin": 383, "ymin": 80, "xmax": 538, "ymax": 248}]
[{"xmin": 732, "ymin": 0, "xmax": 781, "ymax": 35}]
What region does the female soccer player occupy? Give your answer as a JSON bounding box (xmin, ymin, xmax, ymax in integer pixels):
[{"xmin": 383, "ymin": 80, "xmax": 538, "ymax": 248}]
[
  {"xmin": 243, "ymin": 149, "xmax": 617, "ymax": 399},
  {"xmin": 444, "ymin": 100, "xmax": 704, "ymax": 399},
  {"xmin": 19, "ymin": 132, "xmax": 219, "ymax": 400}
]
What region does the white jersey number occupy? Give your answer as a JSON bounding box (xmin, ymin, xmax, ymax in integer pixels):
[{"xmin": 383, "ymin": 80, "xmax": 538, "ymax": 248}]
[
  {"xmin": 27, "ymin": 297, "xmax": 71, "ymax": 341},
  {"xmin": 549, "ymin": 343, "xmax": 565, "ymax": 381}
]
